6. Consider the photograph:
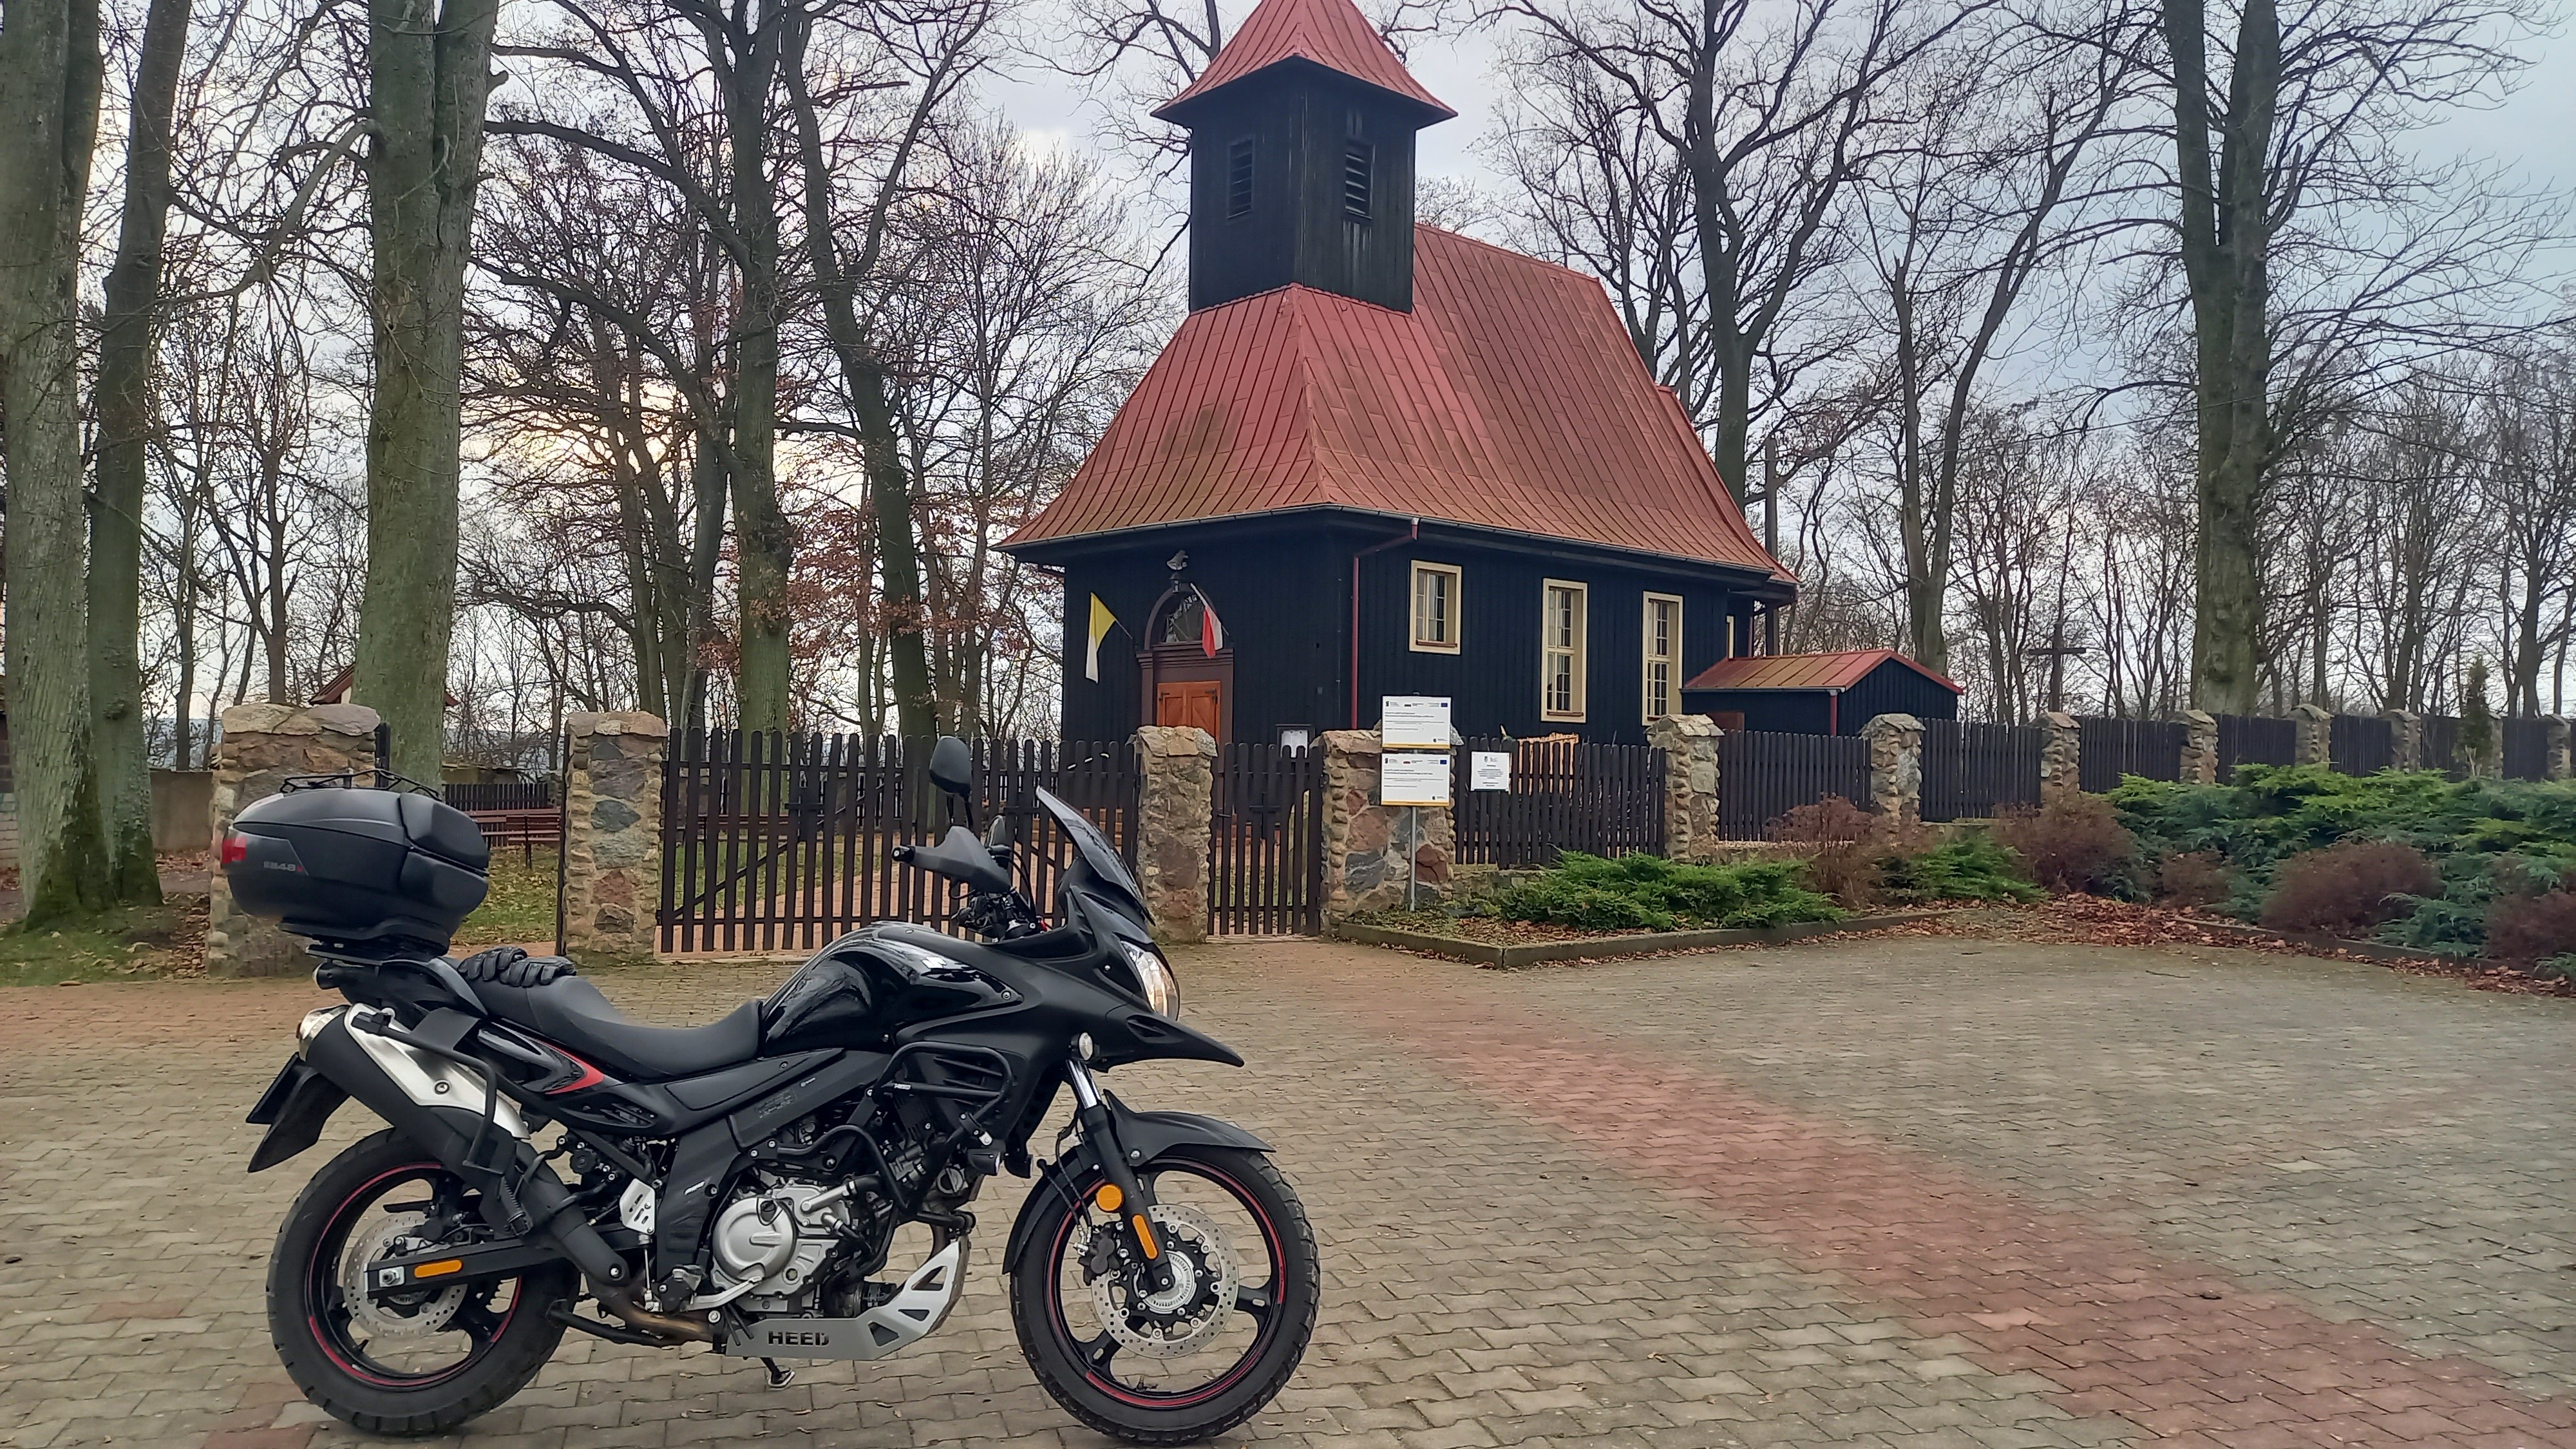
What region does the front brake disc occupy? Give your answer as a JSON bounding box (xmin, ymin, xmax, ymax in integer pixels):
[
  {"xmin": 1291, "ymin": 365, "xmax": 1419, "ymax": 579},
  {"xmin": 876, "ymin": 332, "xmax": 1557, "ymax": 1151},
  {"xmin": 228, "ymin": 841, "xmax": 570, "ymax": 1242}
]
[{"xmin": 1086, "ymin": 1204, "xmax": 1240, "ymax": 1359}]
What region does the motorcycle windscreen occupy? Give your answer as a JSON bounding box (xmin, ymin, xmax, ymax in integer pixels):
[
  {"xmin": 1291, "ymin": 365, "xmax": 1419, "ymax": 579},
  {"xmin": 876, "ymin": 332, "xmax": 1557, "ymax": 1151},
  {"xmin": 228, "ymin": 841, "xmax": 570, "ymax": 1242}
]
[{"xmin": 1034, "ymin": 786, "xmax": 1148, "ymax": 915}]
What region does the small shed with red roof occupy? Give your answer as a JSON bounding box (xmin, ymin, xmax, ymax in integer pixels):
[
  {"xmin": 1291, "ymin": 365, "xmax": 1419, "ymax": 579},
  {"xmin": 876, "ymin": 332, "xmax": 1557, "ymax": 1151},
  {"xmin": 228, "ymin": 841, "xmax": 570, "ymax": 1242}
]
[
  {"xmin": 1004, "ymin": 0, "xmax": 1795, "ymax": 745},
  {"xmin": 1681, "ymin": 650, "xmax": 1961, "ymax": 736}
]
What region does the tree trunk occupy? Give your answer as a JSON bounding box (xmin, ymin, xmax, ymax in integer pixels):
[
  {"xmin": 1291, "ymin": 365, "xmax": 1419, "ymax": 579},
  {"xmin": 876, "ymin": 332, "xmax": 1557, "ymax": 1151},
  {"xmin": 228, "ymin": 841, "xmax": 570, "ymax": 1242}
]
[
  {"xmin": 2164, "ymin": 0, "xmax": 2278, "ymax": 714},
  {"xmin": 0, "ymin": 0, "xmax": 111, "ymax": 926},
  {"xmin": 352, "ymin": 0, "xmax": 498, "ymax": 784},
  {"xmin": 782, "ymin": 25, "xmax": 938, "ymax": 741},
  {"xmin": 724, "ymin": 7, "xmax": 791, "ymax": 733},
  {"xmin": 86, "ymin": 0, "xmax": 191, "ymax": 903}
]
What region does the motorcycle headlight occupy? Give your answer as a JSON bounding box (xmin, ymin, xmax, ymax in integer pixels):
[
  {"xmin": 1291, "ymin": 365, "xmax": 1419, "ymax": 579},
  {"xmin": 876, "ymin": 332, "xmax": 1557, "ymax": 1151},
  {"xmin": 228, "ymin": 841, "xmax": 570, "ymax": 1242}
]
[{"xmin": 1119, "ymin": 941, "xmax": 1181, "ymax": 1018}]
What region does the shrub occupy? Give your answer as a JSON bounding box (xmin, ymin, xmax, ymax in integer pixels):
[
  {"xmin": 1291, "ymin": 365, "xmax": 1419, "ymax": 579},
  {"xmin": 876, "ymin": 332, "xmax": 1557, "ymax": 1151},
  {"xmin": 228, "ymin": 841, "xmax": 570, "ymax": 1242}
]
[
  {"xmin": 1766, "ymin": 796, "xmax": 1926, "ymax": 907},
  {"xmin": 1881, "ymin": 834, "xmax": 2042, "ymax": 905},
  {"xmin": 1993, "ymin": 793, "xmax": 2139, "ymax": 895},
  {"xmin": 1490, "ymin": 851, "xmax": 1843, "ymax": 933},
  {"xmin": 2259, "ymin": 840, "xmax": 2439, "ymax": 938},
  {"xmin": 2486, "ymin": 888, "xmax": 2576, "ymax": 965},
  {"xmin": 2155, "ymin": 850, "xmax": 2234, "ymax": 907}
]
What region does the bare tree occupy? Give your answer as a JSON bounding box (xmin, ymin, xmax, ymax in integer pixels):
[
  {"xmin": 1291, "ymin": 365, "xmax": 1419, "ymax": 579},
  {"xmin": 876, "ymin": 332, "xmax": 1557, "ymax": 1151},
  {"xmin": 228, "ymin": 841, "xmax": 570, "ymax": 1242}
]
[
  {"xmin": 2157, "ymin": 0, "xmax": 2553, "ymax": 712},
  {"xmin": 350, "ymin": 0, "xmax": 501, "ymax": 781},
  {"xmin": 85, "ymin": 0, "xmax": 196, "ymax": 901},
  {"xmin": 0, "ymin": 0, "xmax": 111, "ymax": 923},
  {"xmin": 1487, "ymin": 0, "xmax": 1980, "ymax": 498}
]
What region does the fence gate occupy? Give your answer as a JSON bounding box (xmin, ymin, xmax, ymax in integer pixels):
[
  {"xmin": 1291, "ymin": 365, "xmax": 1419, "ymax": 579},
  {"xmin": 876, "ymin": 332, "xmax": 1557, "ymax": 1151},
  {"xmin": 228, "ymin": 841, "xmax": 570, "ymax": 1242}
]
[
  {"xmin": 1716, "ymin": 730, "xmax": 1871, "ymax": 840},
  {"xmin": 658, "ymin": 734, "xmax": 1137, "ymax": 954},
  {"xmin": 1453, "ymin": 739, "xmax": 1664, "ymax": 866},
  {"xmin": 1920, "ymin": 719, "xmax": 2042, "ymax": 822},
  {"xmin": 1208, "ymin": 743, "xmax": 1323, "ymax": 935}
]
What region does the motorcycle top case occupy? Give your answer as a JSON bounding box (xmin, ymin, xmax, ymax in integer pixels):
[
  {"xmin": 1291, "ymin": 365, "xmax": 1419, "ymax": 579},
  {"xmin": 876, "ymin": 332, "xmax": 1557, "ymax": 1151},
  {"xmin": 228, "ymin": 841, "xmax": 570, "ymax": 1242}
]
[{"xmin": 222, "ymin": 785, "xmax": 491, "ymax": 949}]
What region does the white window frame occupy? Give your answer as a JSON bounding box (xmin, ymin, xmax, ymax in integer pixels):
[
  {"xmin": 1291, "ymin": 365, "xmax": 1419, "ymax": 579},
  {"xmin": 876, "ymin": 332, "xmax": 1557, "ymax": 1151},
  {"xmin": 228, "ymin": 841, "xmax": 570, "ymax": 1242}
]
[
  {"xmin": 1540, "ymin": 579, "xmax": 1589, "ymax": 721},
  {"xmin": 1410, "ymin": 562, "xmax": 1463, "ymax": 654},
  {"xmin": 1642, "ymin": 592, "xmax": 1683, "ymax": 721}
]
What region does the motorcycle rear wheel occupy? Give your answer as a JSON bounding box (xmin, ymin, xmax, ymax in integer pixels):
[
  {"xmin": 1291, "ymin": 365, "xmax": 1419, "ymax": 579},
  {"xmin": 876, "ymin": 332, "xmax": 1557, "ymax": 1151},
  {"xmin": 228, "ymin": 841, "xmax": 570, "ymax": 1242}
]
[
  {"xmin": 267, "ymin": 1129, "xmax": 574, "ymax": 1436},
  {"xmin": 1010, "ymin": 1144, "xmax": 1319, "ymax": 1444}
]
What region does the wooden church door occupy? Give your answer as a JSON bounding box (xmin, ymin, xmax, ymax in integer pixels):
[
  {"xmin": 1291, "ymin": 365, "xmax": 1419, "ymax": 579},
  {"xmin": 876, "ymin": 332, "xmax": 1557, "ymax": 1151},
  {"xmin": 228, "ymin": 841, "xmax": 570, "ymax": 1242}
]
[{"xmin": 1155, "ymin": 679, "xmax": 1222, "ymax": 736}]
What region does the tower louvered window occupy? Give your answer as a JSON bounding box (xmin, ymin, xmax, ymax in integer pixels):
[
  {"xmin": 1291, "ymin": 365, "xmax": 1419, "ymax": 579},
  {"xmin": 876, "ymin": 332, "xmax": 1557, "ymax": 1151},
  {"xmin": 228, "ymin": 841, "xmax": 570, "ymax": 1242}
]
[
  {"xmin": 1343, "ymin": 141, "xmax": 1372, "ymax": 219},
  {"xmin": 1227, "ymin": 138, "xmax": 1255, "ymax": 218}
]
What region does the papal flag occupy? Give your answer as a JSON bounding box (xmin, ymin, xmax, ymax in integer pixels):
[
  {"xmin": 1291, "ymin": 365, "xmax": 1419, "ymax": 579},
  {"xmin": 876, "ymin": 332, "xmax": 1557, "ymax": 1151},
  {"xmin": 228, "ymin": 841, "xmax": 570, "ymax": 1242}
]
[{"xmin": 1085, "ymin": 594, "xmax": 1117, "ymax": 682}]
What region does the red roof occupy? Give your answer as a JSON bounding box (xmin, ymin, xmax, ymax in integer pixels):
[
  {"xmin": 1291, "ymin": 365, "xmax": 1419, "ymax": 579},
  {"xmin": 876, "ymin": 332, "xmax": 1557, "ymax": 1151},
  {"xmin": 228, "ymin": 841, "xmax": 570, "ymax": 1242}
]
[
  {"xmin": 1681, "ymin": 649, "xmax": 1962, "ymax": 694},
  {"xmin": 1154, "ymin": 0, "xmax": 1454, "ymax": 122},
  {"xmin": 1008, "ymin": 227, "xmax": 1789, "ymax": 579}
]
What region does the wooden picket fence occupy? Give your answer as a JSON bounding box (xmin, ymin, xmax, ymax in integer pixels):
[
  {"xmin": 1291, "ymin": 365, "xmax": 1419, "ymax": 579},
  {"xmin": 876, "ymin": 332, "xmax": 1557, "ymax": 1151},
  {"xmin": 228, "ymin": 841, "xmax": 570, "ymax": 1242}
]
[
  {"xmin": 1208, "ymin": 743, "xmax": 1324, "ymax": 935},
  {"xmin": 657, "ymin": 734, "xmax": 1137, "ymax": 954},
  {"xmin": 1452, "ymin": 738, "xmax": 1665, "ymax": 866},
  {"xmin": 2076, "ymin": 716, "xmax": 2186, "ymax": 792},
  {"xmin": 1715, "ymin": 730, "xmax": 1872, "ymax": 840},
  {"xmin": 2330, "ymin": 714, "xmax": 2394, "ymax": 775},
  {"xmin": 2215, "ymin": 713, "xmax": 2296, "ymax": 775},
  {"xmin": 1920, "ymin": 719, "xmax": 2042, "ymax": 822}
]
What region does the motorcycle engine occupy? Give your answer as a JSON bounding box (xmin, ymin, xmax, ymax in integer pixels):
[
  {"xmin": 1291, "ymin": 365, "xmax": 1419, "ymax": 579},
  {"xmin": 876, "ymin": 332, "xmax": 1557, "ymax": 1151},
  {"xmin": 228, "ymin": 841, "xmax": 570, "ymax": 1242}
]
[{"xmin": 707, "ymin": 1179, "xmax": 856, "ymax": 1312}]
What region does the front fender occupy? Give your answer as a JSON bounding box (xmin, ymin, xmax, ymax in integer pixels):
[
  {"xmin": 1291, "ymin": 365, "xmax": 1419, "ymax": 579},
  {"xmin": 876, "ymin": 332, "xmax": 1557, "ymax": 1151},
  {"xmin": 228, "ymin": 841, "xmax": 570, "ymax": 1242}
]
[{"xmin": 1003, "ymin": 1092, "xmax": 1271, "ymax": 1274}]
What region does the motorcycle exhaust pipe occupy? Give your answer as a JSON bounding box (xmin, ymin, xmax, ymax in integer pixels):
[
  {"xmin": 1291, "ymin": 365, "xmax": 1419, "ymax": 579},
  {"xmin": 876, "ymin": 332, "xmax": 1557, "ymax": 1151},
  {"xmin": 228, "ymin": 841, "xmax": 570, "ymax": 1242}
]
[{"xmin": 303, "ymin": 1014, "xmax": 632, "ymax": 1294}]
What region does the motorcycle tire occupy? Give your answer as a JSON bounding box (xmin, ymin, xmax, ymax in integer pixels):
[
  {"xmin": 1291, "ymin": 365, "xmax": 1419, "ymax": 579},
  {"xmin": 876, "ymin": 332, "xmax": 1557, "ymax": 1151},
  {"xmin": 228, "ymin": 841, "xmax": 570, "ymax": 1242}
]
[
  {"xmin": 1010, "ymin": 1143, "xmax": 1320, "ymax": 1445},
  {"xmin": 267, "ymin": 1129, "xmax": 574, "ymax": 1436}
]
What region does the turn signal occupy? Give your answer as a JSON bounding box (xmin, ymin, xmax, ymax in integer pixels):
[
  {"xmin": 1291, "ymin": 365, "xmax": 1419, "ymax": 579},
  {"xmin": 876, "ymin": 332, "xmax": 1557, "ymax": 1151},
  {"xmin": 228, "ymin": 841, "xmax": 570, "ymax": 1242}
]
[{"xmin": 1094, "ymin": 1184, "xmax": 1123, "ymax": 1213}]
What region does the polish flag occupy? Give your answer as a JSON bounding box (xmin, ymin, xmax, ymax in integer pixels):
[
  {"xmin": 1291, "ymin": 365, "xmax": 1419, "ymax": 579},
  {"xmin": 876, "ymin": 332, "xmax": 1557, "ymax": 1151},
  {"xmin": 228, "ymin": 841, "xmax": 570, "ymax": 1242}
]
[{"xmin": 1200, "ymin": 598, "xmax": 1226, "ymax": 657}]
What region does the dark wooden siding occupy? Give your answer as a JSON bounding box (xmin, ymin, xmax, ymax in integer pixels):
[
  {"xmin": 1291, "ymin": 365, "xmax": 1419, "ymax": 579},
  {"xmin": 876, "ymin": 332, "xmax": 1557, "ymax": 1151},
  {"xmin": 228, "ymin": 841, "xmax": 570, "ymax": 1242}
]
[
  {"xmin": 1056, "ymin": 520, "xmax": 1768, "ymax": 746},
  {"xmin": 1837, "ymin": 660, "xmax": 1958, "ymax": 732},
  {"xmin": 1059, "ymin": 529, "xmax": 1347, "ymax": 744},
  {"xmin": 1184, "ymin": 68, "xmax": 1419, "ymax": 314},
  {"xmin": 1682, "ymin": 658, "xmax": 1958, "ymax": 737},
  {"xmin": 1682, "ymin": 688, "xmax": 1832, "ymax": 734},
  {"xmin": 1351, "ymin": 536, "xmax": 1742, "ymax": 744}
]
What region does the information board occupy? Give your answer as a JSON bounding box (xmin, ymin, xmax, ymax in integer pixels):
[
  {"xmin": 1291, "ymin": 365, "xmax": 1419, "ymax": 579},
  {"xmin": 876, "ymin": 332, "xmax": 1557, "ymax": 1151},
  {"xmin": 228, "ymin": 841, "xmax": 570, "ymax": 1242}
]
[
  {"xmin": 1379, "ymin": 750, "xmax": 1454, "ymax": 806},
  {"xmin": 1469, "ymin": 751, "xmax": 1513, "ymax": 791},
  {"xmin": 1380, "ymin": 696, "xmax": 1452, "ymax": 748}
]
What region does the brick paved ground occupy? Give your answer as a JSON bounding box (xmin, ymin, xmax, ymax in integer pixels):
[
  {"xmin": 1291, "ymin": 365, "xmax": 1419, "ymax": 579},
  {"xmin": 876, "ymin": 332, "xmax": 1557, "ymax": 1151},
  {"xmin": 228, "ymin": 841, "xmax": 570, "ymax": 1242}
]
[{"xmin": 5, "ymin": 934, "xmax": 2574, "ymax": 1446}]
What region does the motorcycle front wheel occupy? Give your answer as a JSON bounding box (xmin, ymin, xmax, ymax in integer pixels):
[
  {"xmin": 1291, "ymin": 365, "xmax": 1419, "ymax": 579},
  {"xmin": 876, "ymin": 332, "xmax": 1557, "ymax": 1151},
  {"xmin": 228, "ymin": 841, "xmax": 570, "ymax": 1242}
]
[
  {"xmin": 267, "ymin": 1129, "xmax": 574, "ymax": 1436},
  {"xmin": 1009, "ymin": 1143, "xmax": 1320, "ymax": 1445}
]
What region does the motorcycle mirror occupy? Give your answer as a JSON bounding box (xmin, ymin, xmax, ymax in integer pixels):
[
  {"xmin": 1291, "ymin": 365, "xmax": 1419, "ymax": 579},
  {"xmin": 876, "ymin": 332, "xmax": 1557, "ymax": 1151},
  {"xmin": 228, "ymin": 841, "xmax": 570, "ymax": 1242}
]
[{"xmin": 928, "ymin": 735, "xmax": 974, "ymax": 798}]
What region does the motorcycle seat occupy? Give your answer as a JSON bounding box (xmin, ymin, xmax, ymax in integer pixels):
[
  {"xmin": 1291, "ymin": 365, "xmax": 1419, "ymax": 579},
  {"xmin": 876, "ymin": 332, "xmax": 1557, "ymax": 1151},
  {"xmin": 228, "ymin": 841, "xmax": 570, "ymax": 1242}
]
[{"xmin": 473, "ymin": 973, "xmax": 763, "ymax": 1082}]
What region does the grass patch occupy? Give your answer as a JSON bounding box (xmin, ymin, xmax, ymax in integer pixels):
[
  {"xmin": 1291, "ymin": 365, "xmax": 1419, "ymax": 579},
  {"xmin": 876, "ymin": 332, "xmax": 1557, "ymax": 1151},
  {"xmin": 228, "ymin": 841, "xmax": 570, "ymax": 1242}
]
[
  {"xmin": 0, "ymin": 899, "xmax": 208, "ymax": 985},
  {"xmin": 454, "ymin": 851, "xmax": 562, "ymax": 950}
]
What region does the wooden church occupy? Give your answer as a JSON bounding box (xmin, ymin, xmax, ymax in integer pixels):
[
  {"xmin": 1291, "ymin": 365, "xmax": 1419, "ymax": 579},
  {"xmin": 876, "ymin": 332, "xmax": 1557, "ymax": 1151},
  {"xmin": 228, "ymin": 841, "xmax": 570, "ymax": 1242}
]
[{"xmin": 1003, "ymin": 0, "xmax": 1796, "ymax": 746}]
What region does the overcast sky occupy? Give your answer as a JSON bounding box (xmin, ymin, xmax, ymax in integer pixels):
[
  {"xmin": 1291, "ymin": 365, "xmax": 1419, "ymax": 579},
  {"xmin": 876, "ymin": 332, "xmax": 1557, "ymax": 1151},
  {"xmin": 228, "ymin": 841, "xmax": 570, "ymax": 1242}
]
[{"xmin": 984, "ymin": 5, "xmax": 2576, "ymax": 228}]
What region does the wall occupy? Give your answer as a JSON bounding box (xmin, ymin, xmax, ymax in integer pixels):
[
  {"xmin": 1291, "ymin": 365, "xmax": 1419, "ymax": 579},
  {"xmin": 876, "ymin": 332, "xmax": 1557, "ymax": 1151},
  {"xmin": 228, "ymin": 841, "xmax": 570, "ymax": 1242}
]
[{"xmin": 1183, "ymin": 68, "xmax": 1421, "ymax": 312}]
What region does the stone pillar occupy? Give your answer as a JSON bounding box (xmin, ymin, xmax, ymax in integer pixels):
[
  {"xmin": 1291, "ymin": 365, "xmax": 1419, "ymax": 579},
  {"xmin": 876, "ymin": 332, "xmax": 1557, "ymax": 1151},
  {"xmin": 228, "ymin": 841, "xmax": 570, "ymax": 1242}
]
[
  {"xmin": 204, "ymin": 703, "xmax": 382, "ymax": 977},
  {"xmin": 562, "ymin": 711, "xmax": 667, "ymax": 963},
  {"xmin": 2382, "ymin": 708, "xmax": 2422, "ymax": 772},
  {"xmin": 2546, "ymin": 718, "xmax": 2573, "ymax": 782},
  {"xmin": 2291, "ymin": 704, "xmax": 2334, "ymax": 767},
  {"xmin": 2040, "ymin": 712, "xmax": 2083, "ymax": 797},
  {"xmin": 1861, "ymin": 714, "xmax": 1924, "ymax": 825},
  {"xmin": 2178, "ymin": 709, "xmax": 2221, "ymax": 785},
  {"xmin": 1648, "ymin": 714, "xmax": 1721, "ymax": 862},
  {"xmin": 1319, "ymin": 731, "xmax": 1454, "ymax": 919},
  {"xmin": 1133, "ymin": 726, "xmax": 1215, "ymax": 943}
]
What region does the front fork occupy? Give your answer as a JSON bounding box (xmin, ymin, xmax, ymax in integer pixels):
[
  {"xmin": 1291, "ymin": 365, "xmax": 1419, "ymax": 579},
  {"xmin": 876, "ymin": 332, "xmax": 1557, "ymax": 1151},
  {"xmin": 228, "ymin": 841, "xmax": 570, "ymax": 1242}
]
[{"xmin": 1063, "ymin": 1056, "xmax": 1177, "ymax": 1293}]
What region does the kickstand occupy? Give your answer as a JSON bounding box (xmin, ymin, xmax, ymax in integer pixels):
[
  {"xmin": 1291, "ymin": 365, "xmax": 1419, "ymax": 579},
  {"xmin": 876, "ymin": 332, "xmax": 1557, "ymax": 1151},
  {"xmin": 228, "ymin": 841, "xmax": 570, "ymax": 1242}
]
[{"xmin": 761, "ymin": 1358, "xmax": 796, "ymax": 1389}]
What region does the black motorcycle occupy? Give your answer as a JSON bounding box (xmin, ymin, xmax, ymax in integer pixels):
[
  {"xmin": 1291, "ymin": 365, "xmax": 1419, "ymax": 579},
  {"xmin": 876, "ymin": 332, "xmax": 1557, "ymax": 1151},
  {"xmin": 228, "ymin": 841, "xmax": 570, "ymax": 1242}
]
[{"xmin": 229, "ymin": 737, "xmax": 1317, "ymax": 1443}]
